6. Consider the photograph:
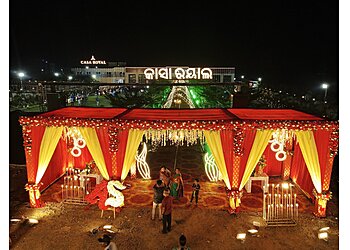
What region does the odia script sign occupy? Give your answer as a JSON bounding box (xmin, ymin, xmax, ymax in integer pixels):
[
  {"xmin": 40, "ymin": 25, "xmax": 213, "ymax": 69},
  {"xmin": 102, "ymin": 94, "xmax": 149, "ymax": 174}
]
[{"xmin": 144, "ymin": 67, "xmax": 213, "ymax": 80}]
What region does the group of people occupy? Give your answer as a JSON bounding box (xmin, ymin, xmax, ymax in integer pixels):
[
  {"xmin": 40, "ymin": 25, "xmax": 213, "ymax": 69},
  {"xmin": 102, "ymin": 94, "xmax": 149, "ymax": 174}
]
[
  {"xmin": 159, "ymin": 166, "xmax": 184, "ymax": 199},
  {"xmin": 152, "ymin": 165, "xmax": 201, "ymax": 235}
]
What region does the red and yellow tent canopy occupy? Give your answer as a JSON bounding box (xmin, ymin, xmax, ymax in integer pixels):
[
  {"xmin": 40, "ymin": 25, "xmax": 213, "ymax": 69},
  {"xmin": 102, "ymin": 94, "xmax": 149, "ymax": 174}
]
[{"xmin": 19, "ymin": 107, "xmax": 338, "ymax": 216}]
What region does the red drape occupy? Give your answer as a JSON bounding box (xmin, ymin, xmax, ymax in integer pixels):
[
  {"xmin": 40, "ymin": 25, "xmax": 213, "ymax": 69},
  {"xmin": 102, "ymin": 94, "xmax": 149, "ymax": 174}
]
[
  {"xmin": 313, "ymin": 130, "xmax": 331, "ymax": 190},
  {"xmin": 71, "ymin": 146, "xmax": 93, "ymax": 169},
  {"xmin": 115, "ymin": 129, "xmax": 129, "ymax": 179},
  {"xmin": 40, "ymin": 138, "xmax": 67, "ymax": 190},
  {"xmin": 220, "ymin": 130, "xmax": 234, "ymax": 187},
  {"xmin": 290, "ymin": 141, "xmax": 314, "ymax": 197},
  {"xmin": 238, "ymin": 129, "xmax": 257, "ymax": 184},
  {"xmin": 263, "ymin": 144, "xmax": 283, "ymax": 176},
  {"xmin": 27, "ymin": 126, "xmax": 46, "ymax": 183},
  {"xmin": 96, "ymin": 127, "xmax": 113, "ymax": 177}
]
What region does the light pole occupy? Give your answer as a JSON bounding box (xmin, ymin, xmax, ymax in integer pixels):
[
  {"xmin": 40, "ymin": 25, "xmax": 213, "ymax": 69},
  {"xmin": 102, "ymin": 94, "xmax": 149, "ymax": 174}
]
[
  {"xmin": 322, "ymin": 83, "xmax": 328, "ymax": 103},
  {"xmin": 18, "ymin": 72, "xmax": 25, "ymax": 91}
]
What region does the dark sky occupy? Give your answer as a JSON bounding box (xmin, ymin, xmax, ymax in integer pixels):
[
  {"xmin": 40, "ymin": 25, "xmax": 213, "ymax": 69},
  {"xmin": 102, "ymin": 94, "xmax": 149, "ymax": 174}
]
[{"xmin": 10, "ymin": 0, "xmax": 338, "ymax": 95}]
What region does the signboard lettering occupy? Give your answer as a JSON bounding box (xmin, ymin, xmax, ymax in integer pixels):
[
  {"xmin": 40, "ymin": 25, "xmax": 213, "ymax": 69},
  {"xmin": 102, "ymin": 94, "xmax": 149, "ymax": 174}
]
[{"xmin": 144, "ymin": 67, "xmax": 213, "ymax": 80}]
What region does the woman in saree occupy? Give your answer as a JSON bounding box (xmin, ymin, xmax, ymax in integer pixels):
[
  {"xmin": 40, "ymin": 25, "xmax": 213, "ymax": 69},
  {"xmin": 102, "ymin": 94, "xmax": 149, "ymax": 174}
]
[{"xmin": 170, "ymin": 168, "xmax": 184, "ymax": 199}]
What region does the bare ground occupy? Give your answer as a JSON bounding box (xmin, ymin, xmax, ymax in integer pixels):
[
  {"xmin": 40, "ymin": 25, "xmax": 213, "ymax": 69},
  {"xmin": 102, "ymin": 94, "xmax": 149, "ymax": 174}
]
[{"xmin": 9, "ymin": 201, "xmax": 339, "ymax": 250}]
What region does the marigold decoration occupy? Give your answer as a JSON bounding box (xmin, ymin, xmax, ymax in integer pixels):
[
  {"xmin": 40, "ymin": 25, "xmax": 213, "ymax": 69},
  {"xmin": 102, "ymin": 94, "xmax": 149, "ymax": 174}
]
[
  {"xmin": 313, "ymin": 189, "xmax": 332, "ymax": 217},
  {"xmin": 22, "ymin": 126, "xmax": 33, "ymax": 155},
  {"xmin": 19, "ymin": 116, "xmax": 339, "ymax": 132},
  {"xmin": 108, "ymin": 127, "xmax": 120, "ymax": 153},
  {"xmin": 329, "ymin": 129, "xmax": 339, "ymax": 158},
  {"xmin": 226, "ymin": 189, "xmax": 243, "ymax": 214},
  {"xmin": 25, "ymin": 183, "xmax": 43, "ymax": 208},
  {"xmin": 233, "ymin": 128, "xmax": 244, "ymax": 156}
]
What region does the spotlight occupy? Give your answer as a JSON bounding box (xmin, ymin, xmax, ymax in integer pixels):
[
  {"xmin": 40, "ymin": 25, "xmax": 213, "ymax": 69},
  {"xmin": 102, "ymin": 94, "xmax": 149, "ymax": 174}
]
[
  {"xmin": 236, "ymin": 233, "xmax": 246, "ymax": 241},
  {"xmin": 248, "ymin": 229, "xmax": 258, "ymax": 234},
  {"xmin": 319, "ymin": 227, "xmax": 330, "ymax": 232},
  {"xmin": 10, "ymin": 218, "xmax": 21, "ymax": 223},
  {"xmin": 27, "ymin": 218, "xmax": 39, "ymax": 224},
  {"xmin": 318, "ymin": 232, "xmax": 328, "ymax": 241}
]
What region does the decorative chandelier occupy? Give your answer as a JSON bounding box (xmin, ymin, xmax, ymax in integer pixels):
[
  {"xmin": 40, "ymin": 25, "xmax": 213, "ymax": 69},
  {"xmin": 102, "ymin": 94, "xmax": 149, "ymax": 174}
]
[
  {"xmin": 62, "ymin": 127, "xmax": 87, "ymax": 157},
  {"xmin": 269, "ymin": 129, "xmax": 294, "ymax": 161}
]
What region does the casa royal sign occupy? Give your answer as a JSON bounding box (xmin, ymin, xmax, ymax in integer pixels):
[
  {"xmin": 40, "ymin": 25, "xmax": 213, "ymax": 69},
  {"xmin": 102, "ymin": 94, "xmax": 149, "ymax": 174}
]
[
  {"xmin": 144, "ymin": 67, "xmax": 213, "ymax": 80},
  {"xmin": 80, "ymin": 55, "xmax": 106, "ymax": 65}
]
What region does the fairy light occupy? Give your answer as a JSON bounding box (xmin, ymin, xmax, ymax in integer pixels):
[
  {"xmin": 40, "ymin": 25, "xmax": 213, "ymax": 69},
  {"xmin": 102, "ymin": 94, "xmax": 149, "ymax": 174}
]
[{"xmin": 163, "ymin": 85, "xmax": 195, "ymax": 108}]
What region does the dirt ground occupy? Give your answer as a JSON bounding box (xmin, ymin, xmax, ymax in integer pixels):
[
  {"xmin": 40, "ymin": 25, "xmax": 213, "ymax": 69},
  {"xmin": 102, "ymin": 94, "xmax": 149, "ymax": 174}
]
[
  {"xmin": 9, "ymin": 145, "xmax": 340, "ymax": 249},
  {"xmin": 9, "ymin": 200, "xmax": 339, "ymax": 250}
]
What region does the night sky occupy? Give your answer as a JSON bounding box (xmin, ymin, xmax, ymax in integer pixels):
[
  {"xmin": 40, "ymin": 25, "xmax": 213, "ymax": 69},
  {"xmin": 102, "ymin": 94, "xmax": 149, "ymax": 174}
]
[{"xmin": 10, "ymin": 0, "xmax": 338, "ymax": 95}]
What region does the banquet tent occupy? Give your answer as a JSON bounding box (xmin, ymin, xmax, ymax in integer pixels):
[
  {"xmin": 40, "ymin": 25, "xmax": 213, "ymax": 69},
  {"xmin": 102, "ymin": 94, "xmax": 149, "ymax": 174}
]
[{"xmin": 19, "ymin": 107, "xmax": 338, "ymax": 217}]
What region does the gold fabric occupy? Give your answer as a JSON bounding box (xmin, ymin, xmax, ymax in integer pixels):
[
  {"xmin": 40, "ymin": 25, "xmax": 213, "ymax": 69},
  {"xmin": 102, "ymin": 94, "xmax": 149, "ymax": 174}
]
[
  {"xmin": 239, "ymin": 130, "xmax": 273, "ymax": 191},
  {"xmin": 121, "ymin": 129, "xmax": 145, "ymax": 181},
  {"xmin": 36, "ymin": 126, "xmax": 64, "ymax": 184},
  {"xmin": 204, "ymin": 130, "xmax": 231, "ymax": 189},
  {"xmin": 295, "ymin": 130, "xmax": 322, "ymax": 193},
  {"xmin": 79, "ymin": 127, "xmax": 109, "ymax": 180}
]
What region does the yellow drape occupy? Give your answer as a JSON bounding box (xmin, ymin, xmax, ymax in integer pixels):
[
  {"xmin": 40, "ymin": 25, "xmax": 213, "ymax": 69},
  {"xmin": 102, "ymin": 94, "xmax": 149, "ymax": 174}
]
[
  {"xmin": 239, "ymin": 130, "xmax": 273, "ymax": 191},
  {"xmin": 36, "ymin": 126, "xmax": 64, "ymax": 184},
  {"xmin": 295, "ymin": 130, "xmax": 322, "ymax": 193},
  {"xmin": 204, "ymin": 130, "xmax": 231, "ymax": 189},
  {"xmin": 121, "ymin": 129, "xmax": 145, "ymax": 181},
  {"xmin": 79, "ymin": 127, "xmax": 109, "ymax": 180}
]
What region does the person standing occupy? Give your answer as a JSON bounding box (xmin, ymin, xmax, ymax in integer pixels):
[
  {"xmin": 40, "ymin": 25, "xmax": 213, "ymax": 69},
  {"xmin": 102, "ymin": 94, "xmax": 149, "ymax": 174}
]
[
  {"xmin": 161, "ymin": 188, "xmax": 173, "ymax": 234},
  {"xmin": 152, "ymin": 179, "xmax": 165, "ymax": 221},
  {"xmin": 159, "ymin": 166, "xmax": 171, "ymax": 187},
  {"xmin": 170, "ymin": 168, "xmax": 184, "ymax": 199},
  {"xmin": 190, "ymin": 178, "xmax": 200, "ymax": 206}
]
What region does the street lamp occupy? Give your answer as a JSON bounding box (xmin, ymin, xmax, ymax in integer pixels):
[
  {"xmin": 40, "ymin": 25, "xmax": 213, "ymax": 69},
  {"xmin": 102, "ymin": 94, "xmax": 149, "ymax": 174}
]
[
  {"xmin": 68, "ymin": 76, "xmax": 73, "ymax": 81},
  {"xmin": 54, "ymin": 72, "xmax": 60, "ymax": 77},
  {"xmin": 241, "ymin": 75, "xmax": 245, "ymax": 79},
  {"xmin": 18, "ymin": 72, "xmax": 25, "ymax": 90},
  {"xmin": 258, "ymin": 77, "xmax": 262, "ymax": 82},
  {"xmin": 321, "ymin": 83, "xmax": 329, "ymax": 103}
]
